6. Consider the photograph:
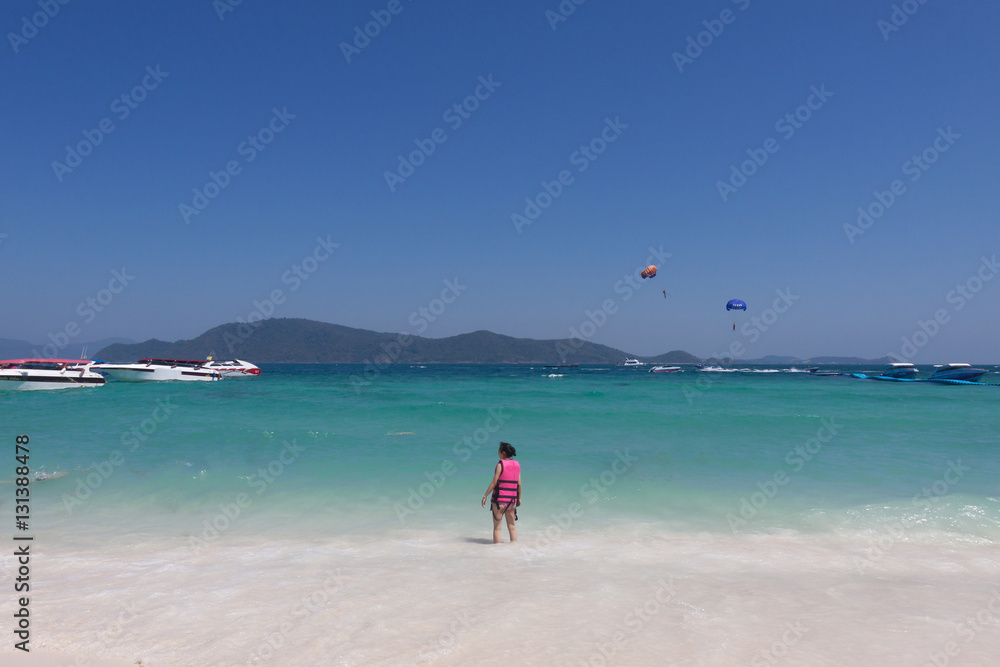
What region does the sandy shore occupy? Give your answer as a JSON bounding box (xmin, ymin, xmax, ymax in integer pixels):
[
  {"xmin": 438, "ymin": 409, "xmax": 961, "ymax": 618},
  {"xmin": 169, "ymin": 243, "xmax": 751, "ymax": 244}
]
[
  {"xmin": 4, "ymin": 525, "xmax": 1000, "ymax": 665},
  {"xmin": 0, "ymin": 651, "xmax": 138, "ymax": 666}
]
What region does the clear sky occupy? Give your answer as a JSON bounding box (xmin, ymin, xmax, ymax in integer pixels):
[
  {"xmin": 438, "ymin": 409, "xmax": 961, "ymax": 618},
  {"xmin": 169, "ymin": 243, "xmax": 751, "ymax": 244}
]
[{"xmin": 2, "ymin": 0, "xmax": 998, "ymax": 362}]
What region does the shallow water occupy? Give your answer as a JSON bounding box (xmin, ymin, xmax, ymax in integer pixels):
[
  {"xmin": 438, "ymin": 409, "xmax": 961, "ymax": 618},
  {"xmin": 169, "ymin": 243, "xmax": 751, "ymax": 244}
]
[{"xmin": 2, "ymin": 364, "xmax": 999, "ymax": 665}]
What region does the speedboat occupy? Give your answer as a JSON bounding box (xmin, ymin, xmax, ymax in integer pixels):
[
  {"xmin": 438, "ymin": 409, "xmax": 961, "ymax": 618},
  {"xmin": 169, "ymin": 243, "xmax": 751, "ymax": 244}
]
[
  {"xmin": 202, "ymin": 359, "xmax": 261, "ymax": 377},
  {"xmin": 93, "ymin": 358, "xmax": 226, "ymax": 382},
  {"xmin": 879, "ymin": 362, "xmax": 918, "ymax": 379},
  {"xmin": 621, "ymin": 358, "xmax": 644, "ymax": 367},
  {"xmin": 649, "ymin": 365, "xmax": 682, "ymax": 373},
  {"xmin": 928, "ymin": 363, "xmax": 987, "ymax": 382},
  {"xmin": 0, "ymin": 359, "xmax": 106, "ymax": 390}
]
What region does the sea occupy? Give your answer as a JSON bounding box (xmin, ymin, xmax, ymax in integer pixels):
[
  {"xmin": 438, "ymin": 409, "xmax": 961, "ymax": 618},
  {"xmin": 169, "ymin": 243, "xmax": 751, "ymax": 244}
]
[{"xmin": 2, "ymin": 363, "xmax": 1000, "ymax": 666}]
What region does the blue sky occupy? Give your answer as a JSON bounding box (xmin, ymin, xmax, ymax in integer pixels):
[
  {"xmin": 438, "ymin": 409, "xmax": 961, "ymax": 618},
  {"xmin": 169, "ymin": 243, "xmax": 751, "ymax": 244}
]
[{"xmin": 2, "ymin": 0, "xmax": 998, "ymax": 361}]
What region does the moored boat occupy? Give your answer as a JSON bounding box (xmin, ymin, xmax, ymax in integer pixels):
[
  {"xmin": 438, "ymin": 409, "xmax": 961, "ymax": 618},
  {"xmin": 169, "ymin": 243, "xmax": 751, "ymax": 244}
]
[
  {"xmin": 620, "ymin": 358, "xmax": 644, "ymax": 367},
  {"xmin": 928, "ymin": 363, "xmax": 987, "ymax": 382},
  {"xmin": 93, "ymin": 358, "xmax": 225, "ymax": 382},
  {"xmin": 879, "ymin": 362, "xmax": 918, "ymax": 379},
  {"xmin": 202, "ymin": 359, "xmax": 261, "ymax": 377},
  {"xmin": 649, "ymin": 365, "xmax": 682, "ymax": 373},
  {"xmin": 0, "ymin": 359, "xmax": 106, "ymax": 390}
]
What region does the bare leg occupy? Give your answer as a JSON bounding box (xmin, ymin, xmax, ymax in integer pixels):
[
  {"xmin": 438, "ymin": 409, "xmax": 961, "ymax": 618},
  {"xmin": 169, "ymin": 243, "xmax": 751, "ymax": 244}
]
[
  {"xmin": 491, "ymin": 503, "xmax": 503, "ymax": 544},
  {"xmin": 505, "ymin": 506, "xmax": 517, "ymax": 543}
]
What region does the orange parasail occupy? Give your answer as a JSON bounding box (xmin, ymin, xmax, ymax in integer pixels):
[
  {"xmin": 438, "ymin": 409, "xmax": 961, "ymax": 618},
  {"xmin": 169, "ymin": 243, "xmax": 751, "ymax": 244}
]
[{"xmin": 640, "ymin": 265, "xmax": 657, "ymax": 279}]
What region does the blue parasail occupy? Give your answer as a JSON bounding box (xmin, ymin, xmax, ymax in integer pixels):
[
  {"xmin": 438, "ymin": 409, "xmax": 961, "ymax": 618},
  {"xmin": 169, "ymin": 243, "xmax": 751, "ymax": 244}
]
[{"xmin": 726, "ymin": 299, "xmax": 747, "ymax": 311}]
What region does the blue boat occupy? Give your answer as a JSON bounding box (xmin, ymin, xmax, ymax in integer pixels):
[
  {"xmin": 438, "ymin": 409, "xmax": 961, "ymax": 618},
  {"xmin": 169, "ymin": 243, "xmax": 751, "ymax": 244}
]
[{"xmin": 928, "ymin": 363, "xmax": 987, "ymax": 382}]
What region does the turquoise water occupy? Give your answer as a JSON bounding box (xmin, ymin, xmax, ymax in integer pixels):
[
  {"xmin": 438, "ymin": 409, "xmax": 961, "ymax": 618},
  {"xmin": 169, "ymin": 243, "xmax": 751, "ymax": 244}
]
[
  {"xmin": 4, "ymin": 364, "xmax": 1000, "ymax": 665},
  {"xmin": 9, "ymin": 364, "xmax": 1000, "ymax": 538}
]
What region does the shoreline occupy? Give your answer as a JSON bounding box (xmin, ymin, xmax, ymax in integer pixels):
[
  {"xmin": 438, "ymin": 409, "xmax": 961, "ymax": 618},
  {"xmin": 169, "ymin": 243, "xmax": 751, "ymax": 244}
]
[{"xmin": 6, "ymin": 527, "xmax": 999, "ymax": 665}]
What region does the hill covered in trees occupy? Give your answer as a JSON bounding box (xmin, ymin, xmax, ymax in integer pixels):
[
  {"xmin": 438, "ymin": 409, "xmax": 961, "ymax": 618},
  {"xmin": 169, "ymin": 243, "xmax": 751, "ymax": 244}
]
[{"xmin": 95, "ymin": 318, "xmax": 700, "ymax": 364}]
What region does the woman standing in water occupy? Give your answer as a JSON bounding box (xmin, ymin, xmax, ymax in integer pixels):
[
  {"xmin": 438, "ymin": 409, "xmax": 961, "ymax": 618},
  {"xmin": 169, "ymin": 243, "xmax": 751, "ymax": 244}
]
[{"xmin": 481, "ymin": 442, "xmax": 521, "ymax": 544}]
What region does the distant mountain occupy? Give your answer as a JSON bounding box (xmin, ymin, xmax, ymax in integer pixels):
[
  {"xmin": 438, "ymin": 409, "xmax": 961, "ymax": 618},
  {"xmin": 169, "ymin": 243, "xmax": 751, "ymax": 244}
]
[
  {"xmin": 0, "ymin": 337, "xmax": 135, "ymax": 359},
  {"xmin": 644, "ymin": 350, "xmax": 702, "ymax": 364},
  {"xmin": 805, "ymin": 356, "xmax": 894, "ymax": 365},
  {"xmin": 750, "ymin": 355, "xmax": 801, "ymax": 364},
  {"xmin": 700, "ymin": 354, "xmax": 895, "ymax": 366},
  {"xmin": 0, "ymin": 339, "xmax": 34, "ymax": 359},
  {"xmin": 95, "ymin": 319, "xmax": 642, "ymax": 364},
  {"xmin": 87, "ymin": 319, "xmax": 907, "ymax": 365},
  {"xmin": 744, "ymin": 355, "xmax": 894, "ymax": 365}
]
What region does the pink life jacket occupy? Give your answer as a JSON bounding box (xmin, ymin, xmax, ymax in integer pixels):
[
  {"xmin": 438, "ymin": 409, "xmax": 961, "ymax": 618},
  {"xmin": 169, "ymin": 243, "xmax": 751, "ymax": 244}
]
[{"xmin": 492, "ymin": 459, "xmax": 520, "ymax": 506}]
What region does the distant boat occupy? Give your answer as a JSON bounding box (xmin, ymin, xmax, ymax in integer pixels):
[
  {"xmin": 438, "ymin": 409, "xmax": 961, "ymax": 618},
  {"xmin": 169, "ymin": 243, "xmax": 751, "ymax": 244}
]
[
  {"xmin": 879, "ymin": 362, "xmax": 918, "ymax": 379},
  {"xmin": 649, "ymin": 365, "xmax": 682, "ymax": 373},
  {"xmin": 0, "ymin": 359, "xmax": 105, "ymax": 390},
  {"xmin": 620, "ymin": 358, "xmax": 644, "ymax": 367},
  {"xmin": 928, "ymin": 363, "xmax": 987, "ymax": 382},
  {"xmin": 544, "ymin": 365, "xmax": 579, "ymax": 369},
  {"xmin": 92, "ymin": 358, "xmax": 258, "ymax": 382},
  {"xmin": 202, "ymin": 359, "xmax": 262, "ymax": 378},
  {"xmin": 807, "ymin": 367, "xmax": 847, "ymax": 377}
]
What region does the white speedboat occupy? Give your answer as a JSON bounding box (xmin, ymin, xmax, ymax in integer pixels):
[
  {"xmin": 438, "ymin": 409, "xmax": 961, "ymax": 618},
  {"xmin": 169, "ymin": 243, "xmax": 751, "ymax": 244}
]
[
  {"xmin": 649, "ymin": 365, "xmax": 682, "ymax": 373},
  {"xmin": 202, "ymin": 359, "xmax": 260, "ymax": 377},
  {"xmin": 621, "ymin": 358, "xmax": 644, "ymax": 367},
  {"xmin": 0, "ymin": 359, "xmax": 106, "ymax": 390},
  {"xmin": 94, "ymin": 358, "xmax": 225, "ymax": 382},
  {"xmin": 879, "ymin": 362, "xmax": 918, "ymax": 379},
  {"xmin": 928, "ymin": 363, "xmax": 987, "ymax": 382}
]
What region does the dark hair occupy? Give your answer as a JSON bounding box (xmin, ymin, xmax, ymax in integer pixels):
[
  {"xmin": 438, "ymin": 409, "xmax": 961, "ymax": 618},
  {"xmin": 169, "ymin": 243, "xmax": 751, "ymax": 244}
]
[{"xmin": 499, "ymin": 442, "xmax": 516, "ymax": 458}]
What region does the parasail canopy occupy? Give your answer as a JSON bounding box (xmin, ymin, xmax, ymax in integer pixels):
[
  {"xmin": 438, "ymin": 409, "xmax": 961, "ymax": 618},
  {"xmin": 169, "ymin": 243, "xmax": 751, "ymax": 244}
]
[
  {"xmin": 640, "ymin": 265, "xmax": 657, "ymax": 279},
  {"xmin": 726, "ymin": 299, "xmax": 747, "ymax": 311}
]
